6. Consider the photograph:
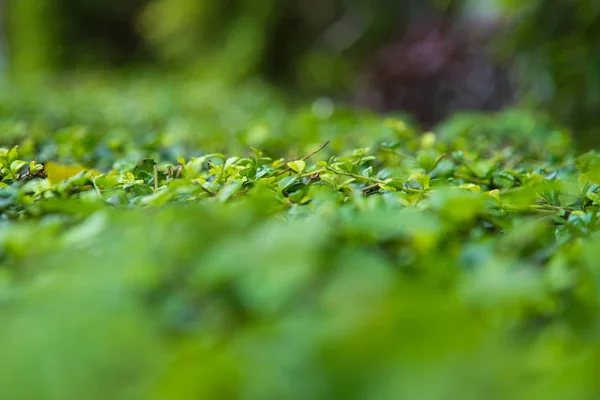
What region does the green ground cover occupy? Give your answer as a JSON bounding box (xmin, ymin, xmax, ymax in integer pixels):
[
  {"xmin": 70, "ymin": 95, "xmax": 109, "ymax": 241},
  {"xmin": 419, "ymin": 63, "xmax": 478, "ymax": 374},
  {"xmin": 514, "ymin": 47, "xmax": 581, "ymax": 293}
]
[{"xmin": 1, "ymin": 76, "xmax": 600, "ymax": 399}]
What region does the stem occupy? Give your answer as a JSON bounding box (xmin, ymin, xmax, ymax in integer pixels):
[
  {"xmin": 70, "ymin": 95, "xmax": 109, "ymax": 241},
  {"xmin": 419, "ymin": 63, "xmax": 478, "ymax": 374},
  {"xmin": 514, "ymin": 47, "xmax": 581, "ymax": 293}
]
[
  {"xmin": 197, "ymin": 183, "xmax": 216, "ymax": 197},
  {"xmin": 361, "ymin": 183, "xmax": 381, "ymax": 194},
  {"xmin": 276, "ymin": 141, "xmax": 330, "ymax": 176},
  {"xmin": 3, "ymin": 165, "xmax": 16, "ymax": 182},
  {"xmin": 300, "ymin": 141, "xmax": 331, "ymax": 162},
  {"xmin": 500, "ymin": 204, "xmax": 567, "ymax": 214},
  {"xmin": 91, "ymin": 177, "xmax": 103, "ymax": 198},
  {"xmin": 153, "ymin": 165, "xmax": 159, "ymax": 191},
  {"xmin": 454, "ymin": 173, "xmax": 490, "ymax": 185},
  {"xmin": 325, "ymin": 167, "xmax": 422, "ymax": 194},
  {"xmin": 297, "ymin": 168, "xmax": 325, "ymax": 178}
]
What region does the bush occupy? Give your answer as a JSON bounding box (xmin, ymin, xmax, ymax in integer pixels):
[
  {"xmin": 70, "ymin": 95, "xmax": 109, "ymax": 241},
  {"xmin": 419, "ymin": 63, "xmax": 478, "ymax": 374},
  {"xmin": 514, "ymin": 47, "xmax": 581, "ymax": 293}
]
[{"xmin": 1, "ymin": 77, "xmax": 600, "ymax": 399}]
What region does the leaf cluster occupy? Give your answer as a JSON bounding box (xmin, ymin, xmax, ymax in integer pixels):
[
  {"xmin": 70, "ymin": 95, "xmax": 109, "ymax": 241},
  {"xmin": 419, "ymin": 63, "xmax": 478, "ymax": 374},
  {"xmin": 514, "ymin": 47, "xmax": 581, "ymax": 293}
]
[{"xmin": 0, "ymin": 79, "xmax": 599, "ymax": 399}]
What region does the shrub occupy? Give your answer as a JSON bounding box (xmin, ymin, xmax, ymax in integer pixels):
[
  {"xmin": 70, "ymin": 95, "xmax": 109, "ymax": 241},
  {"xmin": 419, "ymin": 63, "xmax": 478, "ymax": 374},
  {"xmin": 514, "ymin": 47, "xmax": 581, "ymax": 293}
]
[{"xmin": 0, "ymin": 78, "xmax": 599, "ymax": 399}]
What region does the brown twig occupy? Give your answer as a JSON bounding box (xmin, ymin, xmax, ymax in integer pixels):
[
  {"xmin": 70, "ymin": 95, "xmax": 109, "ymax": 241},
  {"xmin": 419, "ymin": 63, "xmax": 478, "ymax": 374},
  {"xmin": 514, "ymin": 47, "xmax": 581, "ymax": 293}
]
[
  {"xmin": 153, "ymin": 165, "xmax": 159, "ymax": 191},
  {"xmin": 198, "ymin": 183, "xmax": 216, "ymax": 197},
  {"xmin": 325, "ymin": 167, "xmax": 422, "ymax": 194},
  {"xmin": 361, "ymin": 183, "xmax": 381, "ymax": 194},
  {"xmin": 231, "ymin": 187, "xmax": 250, "ymax": 201},
  {"xmin": 306, "ymin": 172, "xmax": 321, "ymax": 185},
  {"xmin": 276, "ymin": 141, "xmax": 330, "ymax": 176}
]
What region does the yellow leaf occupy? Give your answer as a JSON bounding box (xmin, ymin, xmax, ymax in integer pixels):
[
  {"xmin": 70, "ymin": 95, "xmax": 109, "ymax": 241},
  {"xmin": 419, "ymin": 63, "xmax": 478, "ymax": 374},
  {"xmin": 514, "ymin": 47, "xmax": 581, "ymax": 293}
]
[
  {"xmin": 287, "ymin": 160, "xmax": 306, "ymax": 174},
  {"xmin": 458, "ymin": 183, "xmax": 481, "ymax": 193},
  {"xmin": 44, "ymin": 162, "xmax": 101, "ymax": 184},
  {"xmin": 486, "ymin": 189, "xmax": 500, "ymax": 201}
]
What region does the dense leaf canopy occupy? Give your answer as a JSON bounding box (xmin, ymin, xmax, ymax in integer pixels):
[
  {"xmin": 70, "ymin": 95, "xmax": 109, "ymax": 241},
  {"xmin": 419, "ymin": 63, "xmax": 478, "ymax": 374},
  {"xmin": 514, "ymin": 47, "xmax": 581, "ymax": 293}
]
[{"xmin": 1, "ymin": 77, "xmax": 600, "ymax": 399}]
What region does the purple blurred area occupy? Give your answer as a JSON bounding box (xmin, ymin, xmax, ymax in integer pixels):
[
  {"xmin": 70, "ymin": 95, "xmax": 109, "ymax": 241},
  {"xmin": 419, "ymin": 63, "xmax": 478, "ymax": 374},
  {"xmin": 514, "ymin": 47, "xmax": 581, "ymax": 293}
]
[{"xmin": 354, "ymin": 17, "xmax": 513, "ymax": 127}]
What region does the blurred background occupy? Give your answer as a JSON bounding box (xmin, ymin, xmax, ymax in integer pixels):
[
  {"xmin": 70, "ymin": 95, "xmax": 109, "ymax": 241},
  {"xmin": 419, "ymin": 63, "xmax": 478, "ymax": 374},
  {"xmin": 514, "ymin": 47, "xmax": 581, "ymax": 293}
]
[{"xmin": 1, "ymin": 0, "xmax": 599, "ymax": 148}]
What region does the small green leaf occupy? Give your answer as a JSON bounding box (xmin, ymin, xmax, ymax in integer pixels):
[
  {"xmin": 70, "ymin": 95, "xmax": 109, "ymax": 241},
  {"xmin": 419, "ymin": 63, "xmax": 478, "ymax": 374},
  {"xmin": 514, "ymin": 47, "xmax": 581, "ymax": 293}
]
[
  {"xmin": 10, "ymin": 160, "xmax": 27, "ymax": 175},
  {"xmin": 335, "ymin": 178, "xmax": 355, "ymax": 190},
  {"xmin": 225, "ymin": 157, "xmax": 240, "ymax": 168},
  {"xmin": 278, "ymin": 176, "xmax": 298, "ymax": 190},
  {"xmin": 353, "ymin": 148, "xmax": 370, "ymax": 157},
  {"xmin": 217, "ymin": 181, "xmax": 243, "ymax": 202},
  {"xmin": 8, "ymin": 146, "xmax": 19, "ymax": 163},
  {"xmin": 586, "ymin": 192, "xmax": 600, "ymax": 204},
  {"xmin": 133, "ymin": 159, "xmax": 156, "ymax": 181},
  {"xmin": 287, "ymin": 160, "xmax": 306, "ymax": 174}
]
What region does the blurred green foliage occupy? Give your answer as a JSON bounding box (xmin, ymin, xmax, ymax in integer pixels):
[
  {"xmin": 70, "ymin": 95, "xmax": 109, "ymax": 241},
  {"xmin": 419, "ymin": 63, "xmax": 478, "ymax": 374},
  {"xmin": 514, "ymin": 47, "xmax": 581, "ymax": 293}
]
[
  {"xmin": 2, "ymin": 77, "xmax": 600, "ymax": 398},
  {"xmin": 3, "ymin": 1, "xmax": 600, "ymax": 396},
  {"xmin": 496, "ymin": 0, "xmax": 600, "ymax": 147},
  {"xmin": 138, "ymin": 0, "xmax": 427, "ymax": 90},
  {"xmin": 5, "ymin": 0, "xmax": 149, "ymax": 76},
  {"xmin": 3, "ymin": 0, "xmax": 442, "ymax": 90},
  {"xmin": 5, "ymin": 0, "xmax": 59, "ymax": 77},
  {"xmin": 6, "ymin": 0, "xmax": 600, "ymax": 146}
]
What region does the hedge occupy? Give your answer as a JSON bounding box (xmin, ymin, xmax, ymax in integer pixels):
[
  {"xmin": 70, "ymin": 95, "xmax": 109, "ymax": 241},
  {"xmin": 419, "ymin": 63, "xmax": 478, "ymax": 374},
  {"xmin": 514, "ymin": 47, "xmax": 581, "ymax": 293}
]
[{"xmin": 1, "ymin": 77, "xmax": 600, "ymax": 399}]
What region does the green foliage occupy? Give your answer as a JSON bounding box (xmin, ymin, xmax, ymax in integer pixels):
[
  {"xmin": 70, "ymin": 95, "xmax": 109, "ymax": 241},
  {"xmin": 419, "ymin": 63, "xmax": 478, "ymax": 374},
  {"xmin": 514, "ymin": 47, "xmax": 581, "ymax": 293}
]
[
  {"xmin": 1, "ymin": 77, "xmax": 600, "ymax": 399},
  {"xmin": 3, "ymin": 0, "xmax": 439, "ymax": 90},
  {"xmin": 498, "ymin": 0, "xmax": 600, "ymax": 147},
  {"xmin": 137, "ymin": 0, "xmax": 416, "ymax": 88},
  {"xmin": 4, "ymin": 0, "xmax": 60, "ymax": 77}
]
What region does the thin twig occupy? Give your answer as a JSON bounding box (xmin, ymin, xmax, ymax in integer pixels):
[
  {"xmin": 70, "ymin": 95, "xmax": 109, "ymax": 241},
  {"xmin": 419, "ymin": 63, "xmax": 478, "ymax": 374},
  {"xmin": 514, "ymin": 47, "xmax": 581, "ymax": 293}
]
[
  {"xmin": 298, "ymin": 168, "xmax": 326, "ymax": 178},
  {"xmin": 500, "ymin": 204, "xmax": 569, "ymax": 214},
  {"xmin": 429, "ymin": 154, "xmax": 447, "ymax": 172},
  {"xmin": 305, "ymin": 172, "xmax": 321, "ymax": 185},
  {"xmin": 91, "ymin": 177, "xmax": 103, "ymax": 198},
  {"xmin": 361, "ymin": 183, "xmax": 381, "ymax": 194},
  {"xmin": 153, "ymin": 165, "xmax": 159, "ymax": 191},
  {"xmin": 276, "ymin": 141, "xmax": 330, "ymax": 176},
  {"xmin": 325, "ymin": 167, "xmax": 422, "ymax": 194},
  {"xmin": 198, "ymin": 183, "xmax": 216, "ymax": 197},
  {"xmin": 454, "ymin": 173, "xmax": 490, "ymax": 185},
  {"xmin": 300, "ymin": 141, "xmax": 331, "ymax": 162},
  {"xmin": 231, "ymin": 187, "xmax": 250, "ymax": 201}
]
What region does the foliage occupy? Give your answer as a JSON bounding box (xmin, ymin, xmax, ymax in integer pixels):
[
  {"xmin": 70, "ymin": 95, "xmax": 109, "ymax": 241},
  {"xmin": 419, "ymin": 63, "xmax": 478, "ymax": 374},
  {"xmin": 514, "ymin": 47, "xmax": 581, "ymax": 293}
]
[
  {"xmin": 1, "ymin": 77, "xmax": 600, "ymax": 399},
  {"xmin": 7, "ymin": 0, "xmax": 600, "ymax": 144},
  {"xmin": 3, "ymin": 0, "xmax": 444, "ymax": 90},
  {"xmin": 4, "ymin": 0, "xmax": 149, "ymax": 76},
  {"xmin": 497, "ymin": 0, "xmax": 600, "ymax": 148}
]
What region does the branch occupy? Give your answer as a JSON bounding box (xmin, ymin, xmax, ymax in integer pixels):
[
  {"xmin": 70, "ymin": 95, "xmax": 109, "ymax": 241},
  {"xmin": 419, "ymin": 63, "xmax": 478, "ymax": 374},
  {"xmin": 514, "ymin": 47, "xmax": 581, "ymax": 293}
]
[
  {"xmin": 197, "ymin": 183, "xmax": 216, "ymax": 197},
  {"xmin": 276, "ymin": 141, "xmax": 330, "ymax": 176}
]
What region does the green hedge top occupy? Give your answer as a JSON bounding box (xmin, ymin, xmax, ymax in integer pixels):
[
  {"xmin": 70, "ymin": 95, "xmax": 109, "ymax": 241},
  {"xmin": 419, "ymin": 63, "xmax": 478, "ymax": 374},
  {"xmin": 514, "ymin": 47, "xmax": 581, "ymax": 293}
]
[{"xmin": 1, "ymin": 78, "xmax": 600, "ymax": 399}]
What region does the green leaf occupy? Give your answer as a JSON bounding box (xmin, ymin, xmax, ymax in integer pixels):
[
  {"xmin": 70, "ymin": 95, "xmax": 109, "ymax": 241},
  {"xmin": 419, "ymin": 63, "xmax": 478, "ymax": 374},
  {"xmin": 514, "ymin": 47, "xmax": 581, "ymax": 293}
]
[
  {"xmin": 132, "ymin": 159, "xmax": 156, "ymax": 181},
  {"xmin": 287, "ymin": 160, "xmax": 306, "ymax": 174},
  {"xmin": 8, "ymin": 146, "xmax": 19, "ymax": 163},
  {"xmin": 278, "ymin": 176, "xmax": 297, "ymax": 190},
  {"xmin": 217, "ymin": 181, "xmax": 243, "ymax": 202},
  {"xmin": 336, "ymin": 177, "xmax": 355, "ymax": 190},
  {"xmin": 10, "ymin": 160, "xmax": 28, "ymax": 175}
]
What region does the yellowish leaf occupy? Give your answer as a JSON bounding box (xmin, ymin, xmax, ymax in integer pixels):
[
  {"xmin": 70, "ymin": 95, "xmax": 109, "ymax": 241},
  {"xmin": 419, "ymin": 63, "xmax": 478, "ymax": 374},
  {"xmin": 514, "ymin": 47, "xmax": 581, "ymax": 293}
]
[
  {"xmin": 44, "ymin": 162, "xmax": 101, "ymax": 184},
  {"xmin": 287, "ymin": 160, "xmax": 306, "ymax": 174}
]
